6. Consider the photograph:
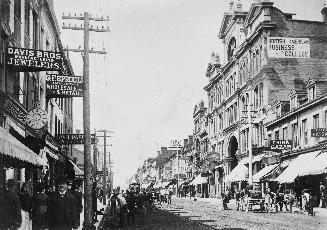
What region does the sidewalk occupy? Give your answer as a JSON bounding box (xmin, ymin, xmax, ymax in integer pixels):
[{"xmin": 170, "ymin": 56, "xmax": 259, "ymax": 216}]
[
  {"xmin": 78, "ymin": 198, "xmax": 108, "ymax": 230},
  {"xmin": 175, "ymin": 196, "xmax": 327, "ymax": 218}
]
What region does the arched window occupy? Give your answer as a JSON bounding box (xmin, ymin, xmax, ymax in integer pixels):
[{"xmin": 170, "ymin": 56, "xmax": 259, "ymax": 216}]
[{"xmin": 227, "ymin": 37, "xmax": 236, "ymax": 60}]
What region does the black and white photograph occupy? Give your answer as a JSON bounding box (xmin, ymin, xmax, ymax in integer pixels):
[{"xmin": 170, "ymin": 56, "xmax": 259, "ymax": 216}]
[{"xmin": 0, "ymin": 0, "xmax": 327, "ymax": 229}]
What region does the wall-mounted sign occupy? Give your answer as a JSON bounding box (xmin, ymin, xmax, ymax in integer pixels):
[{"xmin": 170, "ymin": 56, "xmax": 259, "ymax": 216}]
[
  {"xmin": 57, "ymin": 134, "xmax": 96, "ymax": 145},
  {"xmin": 3, "ymin": 95, "xmax": 27, "ymax": 127},
  {"xmin": 25, "ymin": 107, "xmax": 48, "ymax": 130},
  {"xmin": 311, "ymin": 128, "xmax": 327, "ymax": 137},
  {"xmin": 270, "ymin": 140, "xmax": 292, "ymax": 150},
  {"xmin": 267, "ymin": 37, "xmax": 310, "ymax": 59},
  {"xmin": 46, "ymin": 74, "xmax": 83, "ymax": 98},
  {"xmin": 6, "ymin": 47, "xmax": 63, "ymax": 72}
]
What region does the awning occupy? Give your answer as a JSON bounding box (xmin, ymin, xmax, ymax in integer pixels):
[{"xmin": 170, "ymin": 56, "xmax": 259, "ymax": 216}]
[
  {"xmin": 69, "ymin": 160, "xmax": 83, "ymax": 176},
  {"xmin": 190, "ymin": 174, "xmax": 207, "ymax": 185},
  {"xmin": 242, "ymin": 154, "xmax": 265, "ymax": 164},
  {"xmin": 274, "ymin": 151, "xmax": 320, "ymax": 183},
  {"xmin": 43, "ymin": 147, "xmax": 59, "ymax": 160},
  {"xmin": 299, "ymin": 151, "xmax": 327, "ymax": 177},
  {"xmin": 0, "ymin": 127, "xmax": 47, "ymax": 166},
  {"xmin": 162, "ymin": 181, "xmax": 170, "ymax": 188},
  {"xmin": 252, "ymin": 164, "xmax": 279, "ymax": 183},
  {"xmin": 225, "ymin": 161, "xmax": 248, "ymax": 182}
]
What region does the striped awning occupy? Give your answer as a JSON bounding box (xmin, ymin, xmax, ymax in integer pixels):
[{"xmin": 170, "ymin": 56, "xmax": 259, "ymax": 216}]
[{"xmin": 0, "ymin": 127, "xmax": 47, "ymax": 166}]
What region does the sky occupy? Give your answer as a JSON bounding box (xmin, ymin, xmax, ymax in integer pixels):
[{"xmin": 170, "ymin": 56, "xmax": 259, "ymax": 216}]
[{"xmin": 53, "ymin": 0, "xmax": 325, "ymax": 188}]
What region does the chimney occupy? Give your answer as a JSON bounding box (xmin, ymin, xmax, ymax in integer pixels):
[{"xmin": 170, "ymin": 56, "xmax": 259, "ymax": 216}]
[
  {"xmin": 322, "ymin": 6, "xmax": 327, "ymax": 23},
  {"xmin": 183, "ymin": 139, "xmax": 188, "ymax": 147},
  {"xmin": 229, "ymin": 0, "xmax": 235, "ymax": 11},
  {"xmin": 157, "ymin": 151, "xmax": 161, "ymax": 156}
]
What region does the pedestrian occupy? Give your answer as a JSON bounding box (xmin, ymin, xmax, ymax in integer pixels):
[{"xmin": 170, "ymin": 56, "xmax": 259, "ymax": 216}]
[
  {"xmin": 264, "ymin": 188, "xmax": 273, "ymax": 213},
  {"xmin": 19, "ymin": 182, "xmax": 33, "ymax": 230},
  {"xmin": 164, "ymin": 188, "xmax": 169, "ymax": 204},
  {"xmin": 92, "ymin": 181, "xmax": 98, "ymax": 223},
  {"xmin": 48, "ymin": 176, "xmax": 78, "ymax": 230},
  {"xmin": 276, "ymin": 185, "xmax": 287, "ymax": 212},
  {"xmin": 32, "ymin": 184, "xmax": 49, "ymax": 230},
  {"xmin": 117, "ymin": 191, "xmax": 128, "ymax": 227},
  {"xmin": 319, "ymin": 181, "xmax": 326, "ymax": 208},
  {"xmin": 71, "ymin": 182, "xmax": 83, "ymax": 228},
  {"xmin": 221, "ymin": 191, "xmax": 228, "ymax": 210},
  {"xmin": 126, "ymin": 189, "xmax": 136, "ymax": 225},
  {"xmin": 0, "ymin": 179, "xmax": 22, "ymax": 230},
  {"xmin": 235, "ymin": 188, "xmax": 240, "ymax": 211},
  {"xmin": 168, "ymin": 187, "xmax": 173, "ymax": 205},
  {"xmin": 109, "ymin": 190, "xmax": 120, "ymax": 215}
]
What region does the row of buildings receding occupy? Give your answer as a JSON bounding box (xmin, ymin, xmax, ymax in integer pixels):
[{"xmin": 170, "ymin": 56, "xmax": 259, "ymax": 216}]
[
  {"xmin": 133, "ymin": 0, "xmax": 327, "ymax": 205},
  {"xmin": 0, "ymin": 0, "xmax": 81, "ymax": 205}
]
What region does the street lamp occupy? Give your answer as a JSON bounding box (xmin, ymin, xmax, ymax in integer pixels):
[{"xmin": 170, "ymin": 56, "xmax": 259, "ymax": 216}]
[{"xmin": 171, "ymin": 140, "xmax": 181, "ymax": 195}]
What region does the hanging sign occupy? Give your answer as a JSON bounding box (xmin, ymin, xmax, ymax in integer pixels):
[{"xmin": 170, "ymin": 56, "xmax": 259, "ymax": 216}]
[
  {"xmin": 270, "ymin": 140, "xmax": 292, "ymax": 150},
  {"xmin": 6, "ymin": 47, "xmax": 63, "ymax": 72},
  {"xmin": 57, "ymin": 134, "xmax": 96, "ymax": 145},
  {"xmin": 3, "ymin": 95, "xmax": 27, "ymax": 127},
  {"xmin": 311, "ymin": 128, "xmax": 327, "ymax": 137},
  {"xmin": 46, "ymin": 74, "xmax": 83, "ymax": 98},
  {"xmin": 267, "ymin": 37, "xmax": 310, "ymax": 58}
]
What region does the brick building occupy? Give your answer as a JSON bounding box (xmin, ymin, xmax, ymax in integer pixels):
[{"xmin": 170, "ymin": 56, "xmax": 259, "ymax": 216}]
[{"xmin": 202, "ymin": 0, "xmax": 327, "ymax": 196}]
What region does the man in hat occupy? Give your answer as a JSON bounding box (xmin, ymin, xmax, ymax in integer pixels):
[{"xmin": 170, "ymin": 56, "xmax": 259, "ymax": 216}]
[
  {"xmin": 0, "ymin": 179, "xmax": 22, "ymax": 229},
  {"xmin": 48, "ymin": 176, "xmax": 78, "ymax": 230}
]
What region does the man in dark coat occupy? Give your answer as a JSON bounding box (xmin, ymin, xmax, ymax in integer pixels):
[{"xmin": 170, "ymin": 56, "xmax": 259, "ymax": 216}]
[
  {"xmin": 0, "ymin": 179, "xmax": 22, "ymax": 230},
  {"xmin": 71, "ymin": 182, "xmax": 83, "ymax": 228},
  {"xmin": 48, "ymin": 176, "xmax": 78, "ymax": 230}
]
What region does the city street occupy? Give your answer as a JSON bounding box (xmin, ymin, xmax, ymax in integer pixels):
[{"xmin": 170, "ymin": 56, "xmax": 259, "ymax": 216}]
[{"xmin": 100, "ymin": 197, "xmax": 327, "ymax": 230}]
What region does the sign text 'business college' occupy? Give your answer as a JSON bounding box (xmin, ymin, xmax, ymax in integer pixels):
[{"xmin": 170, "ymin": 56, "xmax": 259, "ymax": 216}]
[{"xmin": 267, "ymin": 37, "xmax": 310, "ymax": 59}]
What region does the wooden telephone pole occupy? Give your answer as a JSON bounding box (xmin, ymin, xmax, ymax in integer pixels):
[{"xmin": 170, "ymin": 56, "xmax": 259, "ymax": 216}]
[
  {"xmin": 62, "ymin": 12, "xmax": 109, "ymax": 230},
  {"xmin": 96, "ymin": 129, "xmax": 114, "ymax": 205}
]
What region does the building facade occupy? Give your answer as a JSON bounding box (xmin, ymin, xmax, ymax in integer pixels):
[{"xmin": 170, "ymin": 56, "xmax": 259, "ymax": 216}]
[{"xmin": 0, "ymin": 0, "xmax": 75, "ymax": 197}]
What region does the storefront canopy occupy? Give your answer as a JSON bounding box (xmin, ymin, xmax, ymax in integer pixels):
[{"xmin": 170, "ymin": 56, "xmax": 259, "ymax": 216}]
[
  {"xmin": 274, "ymin": 151, "xmax": 320, "ymax": 183},
  {"xmin": 190, "ymin": 174, "xmax": 207, "ymax": 185},
  {"xmin": 299, "ymin": 151, "xmax": 327, "ymax": 177},
  {"xmin": 69, "ymin": 160, "xmax": 83, "ymax": 176},
  {"xmin": 0, "ymin": 127, "xmax": 47, "ymax": 166},
  {"xmin": 252, "ymin": 164, "xmax": 278, "ymax": 183},
  {"xmin": 224, "ymin": 161, "xmax": 248, "ymax": 182}
]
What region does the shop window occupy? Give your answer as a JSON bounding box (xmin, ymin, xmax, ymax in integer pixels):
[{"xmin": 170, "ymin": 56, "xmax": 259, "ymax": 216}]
[{"xmin": 282, "ymin": 127, "xmax": 288, "ymax": 140}]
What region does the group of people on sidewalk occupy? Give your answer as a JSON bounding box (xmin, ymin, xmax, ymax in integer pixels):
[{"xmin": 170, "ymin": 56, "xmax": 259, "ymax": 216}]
[{"xmin": 0, "ymin": 176, "xmax": 83, "ymax": 230}]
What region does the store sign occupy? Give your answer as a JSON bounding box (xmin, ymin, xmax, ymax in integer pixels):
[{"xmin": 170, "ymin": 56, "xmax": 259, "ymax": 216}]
[
  {"xmin": 57, "ymin": 134, "xmax": 96, "ymax": 145},
  {"xmin": 270, "ymin": 140, "xmax": 292, "ymax": 150},
  {"xmin": 311, "ymin": 128, "xmax": 327, "ymax": 137},
  {"xmin": 6, "ymin": 47, "xmax": 63, "ymax": 72},
  {"xmin": 46, "ymin": 74, "xmax": 83, "ymax": 98},
  {"xmin": 3, "ymin": 96, "xmax": 27, "ymax": 126},
  {"xmin": 267, "ymin": 37, "xmax": 310, "ymax": 59}
]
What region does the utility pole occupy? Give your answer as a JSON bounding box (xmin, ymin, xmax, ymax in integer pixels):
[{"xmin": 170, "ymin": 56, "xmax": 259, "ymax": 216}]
[
  {"xmin": 96, "ymin": 130, "xmax": 114, "ymax": 205},
  {"xmin": 62, "ymin": 12, "xmax": 109, "ymax": 230}
]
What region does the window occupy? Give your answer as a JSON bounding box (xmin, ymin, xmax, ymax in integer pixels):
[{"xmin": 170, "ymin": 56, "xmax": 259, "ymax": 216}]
[
  {"xmin": 302, "ymin": 119, "xmax": 308, "ymax": 145},
  {"xmin": 313, "ymin": 114, "xmax": 319, "ymax": 129},
  {"xmin": 254, "ymin": 86, "xmax": 259, "ymax": 110},
  {"xmin": 259, "ymin": 83, "xmax": 263, "ymax": 107},
  {"xmin": 292, "ymin": 123, "xmax": 298, "ymax": 148},
  {"xmin": 227, "ymin": 37, "xmax": 236, "ymax": 60},
  {"xmin": 308, "ymin": 85, "xmax": 316, "ymax": 101},
  {"xmin": 275, "ymin": 130, "xmax": 279, "ymax": 140},
  {"xmin": 33, "ymin": 11, "xmax": 38, "ymax": 49},
  {"xmin": 290, "ymin": 96, "xmax": 297, "ymax": 110},
  {"xmin": 282, "ymin": 127, "xmax": 288, "ymax": 140}
]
